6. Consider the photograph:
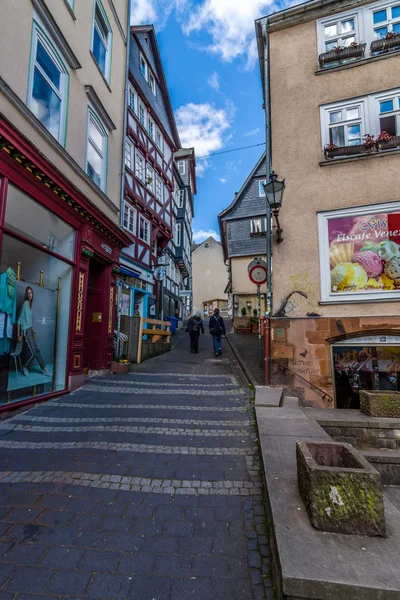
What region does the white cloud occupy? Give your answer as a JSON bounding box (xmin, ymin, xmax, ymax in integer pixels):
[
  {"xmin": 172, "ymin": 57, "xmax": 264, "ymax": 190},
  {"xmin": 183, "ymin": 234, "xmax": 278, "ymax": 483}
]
[
  {"xmin": 207, "ymin": 71, "xmax": 220, "ymax": 92},
  {"xmin": 175, "ymin": 102, "xmax": 232, "ymax": 176},
  {"xmin": 131, "ymin": 0, "xmax": 157, "ymax": 24},
  {"xmin": 244, "ymin": 127, "xmax": 261, "ymax": 137},
  {"xmin": 218, "ymin": 178, "xmax": 227, "ymax": 183},
  {"xmin": 182, "ymin": 0, "xmax": 276, "ymax": 68},
  {"xmin": 193, "ymin": 229, "xmax": 221, "ymax": 243}
]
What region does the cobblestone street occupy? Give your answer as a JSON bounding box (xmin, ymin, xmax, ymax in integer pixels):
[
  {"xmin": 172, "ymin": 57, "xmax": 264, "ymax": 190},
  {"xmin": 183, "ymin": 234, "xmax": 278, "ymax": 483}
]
[{"xmin": 0, "ymin": 332, "xmax": 272, "ymax": 599}]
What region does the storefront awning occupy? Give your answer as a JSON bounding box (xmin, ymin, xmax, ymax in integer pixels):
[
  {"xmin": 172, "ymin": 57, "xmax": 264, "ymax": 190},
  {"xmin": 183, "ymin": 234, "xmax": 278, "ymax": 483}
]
[{"xmin": 120, "ymin": 266, "xmax": 140, "ymax": 278}]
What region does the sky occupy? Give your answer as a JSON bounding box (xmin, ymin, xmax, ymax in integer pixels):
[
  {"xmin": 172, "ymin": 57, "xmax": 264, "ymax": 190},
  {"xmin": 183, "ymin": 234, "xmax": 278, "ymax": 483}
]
[{"xmin": 131, "ymin": 0, "xmax": 284, "ymax": 243}]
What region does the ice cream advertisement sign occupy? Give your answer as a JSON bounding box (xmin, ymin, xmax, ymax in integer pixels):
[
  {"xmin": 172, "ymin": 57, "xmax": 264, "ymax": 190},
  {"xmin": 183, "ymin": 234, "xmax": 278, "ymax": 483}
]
[{"xmin": 328, "ymin": 209, "xmax": 400, "ymax": 294}]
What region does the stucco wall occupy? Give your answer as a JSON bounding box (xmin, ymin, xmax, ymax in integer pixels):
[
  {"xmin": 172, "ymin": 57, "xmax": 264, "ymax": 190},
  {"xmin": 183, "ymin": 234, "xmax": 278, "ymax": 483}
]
[
  {"xmin": 231, "ymin": 255, "xmax": 267, "ymax": 294},
  {"xmin": 0, "ymin": 0, "xmax": 127, "ymax": 223},
  {"xmin": 192, "ymin": 237, "xmax": 228, "ymax": 311},
  {"xmin": 268, "ymin": 18, "xmax": 400, "ymax": 317}
]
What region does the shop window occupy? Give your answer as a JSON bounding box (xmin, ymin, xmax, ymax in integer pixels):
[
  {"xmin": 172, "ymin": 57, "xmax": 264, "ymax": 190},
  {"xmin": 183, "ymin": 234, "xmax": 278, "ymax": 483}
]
[
  {"xmin": 0, "ymin": 229, "xmax": 73, "ymax": 406},
  {"xmin": 139, "ymin": 215, "xmax": 150, "ymax": 243},
  {"xmin": 86, "ymin": 107, "xmax": 108, "ymax": 191},
  {"xmin": 333, "ymin": 337, "xmax": 400, "ymax": 409},
  {"xmin": 28, "ymin": 23, "xmax": 69, "ymax": 144},
  {"xmin": 92, "ymin": 0, "xmax": 112, "ymax": 81},
  {"xmin": 5, "ymin": 184, "xmax": 75, "ymax": 261},
  {"xmin": 318, "ymin": 201, "xmax": 400, "ymax": 303}
]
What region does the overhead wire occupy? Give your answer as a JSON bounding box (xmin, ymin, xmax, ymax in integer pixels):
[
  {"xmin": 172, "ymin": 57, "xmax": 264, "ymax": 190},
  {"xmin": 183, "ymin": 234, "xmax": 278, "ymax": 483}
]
[{"xmin": 196, "ymin": 142, "xmax": 266, "ymax": 160}]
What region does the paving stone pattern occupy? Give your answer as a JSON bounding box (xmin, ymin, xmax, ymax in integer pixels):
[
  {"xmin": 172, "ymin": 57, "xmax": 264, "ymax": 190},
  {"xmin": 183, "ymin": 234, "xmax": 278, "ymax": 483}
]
[{"xmin": 0, "ymin": 331, "xmax": 272, "ymax": 599}]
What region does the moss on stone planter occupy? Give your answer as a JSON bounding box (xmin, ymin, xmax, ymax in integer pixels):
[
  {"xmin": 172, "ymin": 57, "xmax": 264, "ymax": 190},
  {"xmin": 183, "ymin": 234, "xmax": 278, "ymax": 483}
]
[{"xmin": 360, "ymin": 390, "xmax": 400, "ymax": 418}]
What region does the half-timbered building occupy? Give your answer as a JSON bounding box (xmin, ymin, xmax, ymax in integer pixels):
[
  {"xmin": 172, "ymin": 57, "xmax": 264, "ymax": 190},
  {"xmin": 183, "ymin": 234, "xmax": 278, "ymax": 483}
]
[{"xmin": 120, "ymin": 25, "xmax": 181, "ymax": 319}]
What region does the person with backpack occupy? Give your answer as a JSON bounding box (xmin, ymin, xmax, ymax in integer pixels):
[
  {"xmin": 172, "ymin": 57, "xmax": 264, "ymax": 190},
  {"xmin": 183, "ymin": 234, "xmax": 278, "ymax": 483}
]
[
  {"xmin": 185, "ymin": 311, "xmax": 204, "ymax": 353},
  {"xmin": 209, "ymin": 308, "xmax": 226, "ymax": 357}
]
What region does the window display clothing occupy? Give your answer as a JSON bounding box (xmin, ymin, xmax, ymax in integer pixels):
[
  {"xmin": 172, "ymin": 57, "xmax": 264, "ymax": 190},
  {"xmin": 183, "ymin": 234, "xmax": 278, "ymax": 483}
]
[
  {"xmin": 17, "ymin": 300, "xmax": 33, "ymax": 332},
  {"xmin": 23, "ymin": 327, "xmax": 46, "ymax": 372},
  {"xmin": 0, "ymin": 268, "xmax": 17, "ymax": 354}
]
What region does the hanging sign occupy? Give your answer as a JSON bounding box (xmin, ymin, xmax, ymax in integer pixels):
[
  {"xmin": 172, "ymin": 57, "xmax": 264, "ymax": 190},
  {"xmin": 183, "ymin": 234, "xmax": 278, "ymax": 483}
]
[{"xmin": 154, "ymin": 266, "xmax": 166, "ymax": 281}]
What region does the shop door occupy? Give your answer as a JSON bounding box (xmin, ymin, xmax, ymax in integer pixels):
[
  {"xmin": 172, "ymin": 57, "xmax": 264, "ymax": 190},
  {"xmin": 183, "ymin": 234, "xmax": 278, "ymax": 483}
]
[{"xmin": 85, "ymin": 259, "xmax": 107, "ymax": 371}]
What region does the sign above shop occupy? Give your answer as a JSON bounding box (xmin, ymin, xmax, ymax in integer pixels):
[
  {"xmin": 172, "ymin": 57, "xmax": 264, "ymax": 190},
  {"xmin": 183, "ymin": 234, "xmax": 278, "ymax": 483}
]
[{"xmin": 101, "ymin": 243, "xmax": 112, "ymax": 255}]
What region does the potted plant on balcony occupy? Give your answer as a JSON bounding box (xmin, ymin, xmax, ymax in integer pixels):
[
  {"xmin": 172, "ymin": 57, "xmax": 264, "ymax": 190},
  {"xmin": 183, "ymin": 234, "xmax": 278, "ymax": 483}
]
[
  {"xmin": 324, "ymin": 142, "xmax": 366, "ymax": 158},
  {"xmin": 111, "ymin": 358, "xmax": 130, "ymax": 374},
  {"xmin": 319, "ymin": 41, "xmax": 366, "ymax": 67},
  {"xmin": 376, "ymin": 130, "xmax": 400, "ymax": 150},
  {"xmin": 371, "ymin": 31, "xmax": 400, "ymax": 54}
]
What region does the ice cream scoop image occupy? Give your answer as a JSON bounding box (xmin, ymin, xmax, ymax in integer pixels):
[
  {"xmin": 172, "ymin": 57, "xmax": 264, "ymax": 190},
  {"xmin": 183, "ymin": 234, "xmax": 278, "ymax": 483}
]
[
  {"xmin": 352, "ymin": 250, "xmax": 383, "ymax": 278},
  {"xmin": 379, "ymin": 240, "xmax": 400, "ymax": 262},
  {"xmin": 384, "ymin": 256, "xmax": 400, "ymax": 284},
  {"xmin": 331, "ymin": 262, "xmax": 368, "ymax": 292}
]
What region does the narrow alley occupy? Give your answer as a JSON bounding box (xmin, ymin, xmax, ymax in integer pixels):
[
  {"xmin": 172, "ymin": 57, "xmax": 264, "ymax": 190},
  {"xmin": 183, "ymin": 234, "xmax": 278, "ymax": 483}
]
[{"xmin": 0, "ymin": 332, "xmax": 272, "ymax": 600}]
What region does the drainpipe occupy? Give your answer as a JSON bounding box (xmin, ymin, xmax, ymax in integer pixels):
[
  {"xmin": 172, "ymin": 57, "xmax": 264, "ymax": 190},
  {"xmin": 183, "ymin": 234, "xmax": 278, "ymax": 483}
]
[{"xmin": 263, "ymin": 19, "xmax": 273, "ymax": 386}]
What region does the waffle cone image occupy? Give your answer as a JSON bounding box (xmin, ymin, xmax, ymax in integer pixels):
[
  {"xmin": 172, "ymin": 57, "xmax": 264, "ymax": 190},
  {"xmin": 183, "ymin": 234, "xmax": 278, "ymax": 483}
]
[{"xmin": 330, "ymin": 242, "xmax": 355, "ymax": 267}]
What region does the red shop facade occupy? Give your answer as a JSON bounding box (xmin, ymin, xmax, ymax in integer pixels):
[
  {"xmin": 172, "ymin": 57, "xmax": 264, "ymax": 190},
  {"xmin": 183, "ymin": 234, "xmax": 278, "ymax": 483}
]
[{"xmin": 0, "ymin": 118, "xmax": 131, "ymax": 412}]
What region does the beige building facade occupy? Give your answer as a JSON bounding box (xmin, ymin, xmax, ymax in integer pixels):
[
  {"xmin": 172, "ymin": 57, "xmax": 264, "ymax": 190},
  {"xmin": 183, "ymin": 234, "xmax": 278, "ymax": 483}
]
[
  {"xmin": 256, "ymin": 0, "xmax": 400, "ymax": 408},
  {"xmin": 0, "ymin": 0, "xmax": 131, "ymax": 412},
  {"xmin": 191, "ymin": 237, "xmax": 228, "ymax": 315}
]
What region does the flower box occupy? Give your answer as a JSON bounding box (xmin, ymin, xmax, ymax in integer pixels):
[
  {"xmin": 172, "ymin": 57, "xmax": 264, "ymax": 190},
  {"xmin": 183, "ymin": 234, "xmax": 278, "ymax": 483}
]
[
  {"xmin": 371, "ymin": 34, "xmax": 400, "ymax": 54},
  {"xmin": 111, "ymin": 360, "xmax": 130, "ymax": 374},
  {"xmin": 324, "ymin": 143, "xmax": 371, "ymax": 159},
  {"xmin": 377, "ymin": 135, "xmax": 400, "ymax": 151},
  {"xmin": 319, "ymin": 43, "xmax": 366, "ymax": 67},
  {"xmin": 360, "ymin": 390, "xmax": 400, "ymax": 418}
]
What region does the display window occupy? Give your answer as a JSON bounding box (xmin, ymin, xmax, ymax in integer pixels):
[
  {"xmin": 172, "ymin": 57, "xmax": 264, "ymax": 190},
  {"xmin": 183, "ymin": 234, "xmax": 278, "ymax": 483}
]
[
  {"xmin": 0, "ymin": 184, "xmax": 75, "ymax": 406},
  {"xmin": 332, "ymin": 336, "xmax": 400, "ymax": 409}
]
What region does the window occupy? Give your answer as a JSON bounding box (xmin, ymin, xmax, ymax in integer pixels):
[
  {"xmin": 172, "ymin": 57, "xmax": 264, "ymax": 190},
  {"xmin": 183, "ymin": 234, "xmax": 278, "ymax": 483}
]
[
  {"xmin": 28, "ymin": 24, "xmax": 68, "ymax": 144},
  {"xmin": 125, "ymin": 140, "xmax": 133, "ymax": 170},
  {"xmin": 155, "ymin": 127, "xmax": 163, "ymax": 151},
  {"xmin": 328, "ymin": 104, "xmax": 363, "ymax": 146},
  {"xmin": 259, "ymin": 180, "xmax": 266, "ymax": 197},
  {"xmin": 92, "ymin": 1, "xmax": 112, "ymax": 80},
  {"xmin": 251, "ymin": 218, "xmax": 266, "ymax": 234},
  {"xmin": 372, "ymin": 3, "xmax": 400, "ymax": 39},
  {"xmin": 138, "ymin": 101, "xmax": 146, "ymax": 128},
  {"xmin": 318, "ymin": 201, "xmax": 400, "ymax": 303},
  {"xmin": 322, "ymin": 15, "xmax": 357, "ymax": 51},
  {"xmin": 146, "ymin": 164, "xmax": 154, "ymax": 193},
  {"xmin": 149, "ymin": 72, "xmax": 156, "ymax": 95},
  {"xmin": 123, "ymin": 202, "xmax": 136, "ymax": 234},
  {"xmin": 178, "ymin": 160, "xmax": 185, "ymax": 175},
  {"xmin": 140, "ymin": 53, "xmax": 148, "ymax": 80},
  {"xmin": 86, "ymin": 108, "xmax": 108, "ymax": 191},
  {"xmin": 139, "ymin": 215, "xmax": 150, "ymax": 243},
  {"xmin": 179, "ymin": 190, "xmax": 185, "ymax": 208},
  {"xmin": 66, "ymin": 0, "xmax": 75, "ymax": 10},
  {"xmin": 152, "ymin": 238, "xmax": 157, "ymax": 255},
  {"xmin": 148, "ymin": 116, "xmax": 154, "ymax": 139},
  {"xmin": 377, "ymin": 92, "xmax": 400, "ymax": 135},
  {"xmin": 155, "ymin": 174, "xmax": 163, "ymax": 203},
  {"xmin": 174, "ymin": 223, "xmax": 182, "ymax": 246},
  {"xmin": 135, "ymin": 150, "xmax": 145, "ymax": 181},
  {"xmin": 128, "ymin": 84, "xmax": 137, "ymax": 114}
]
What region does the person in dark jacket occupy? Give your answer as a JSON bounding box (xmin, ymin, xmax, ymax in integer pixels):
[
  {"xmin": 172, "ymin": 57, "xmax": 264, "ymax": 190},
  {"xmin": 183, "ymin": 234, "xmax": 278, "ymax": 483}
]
[
  {"xmin": 209, "ymin": 308, "xmax": 226, "ymax": 357},
  {"xmin": 185, "ymin": 311, "xmax": 204, "ymax": 353}
]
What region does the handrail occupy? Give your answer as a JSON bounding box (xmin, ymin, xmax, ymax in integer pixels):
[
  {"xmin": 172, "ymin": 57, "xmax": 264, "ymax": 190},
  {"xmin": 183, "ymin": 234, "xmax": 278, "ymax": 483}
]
[{"xmin": 278, "ymin": 363, "xmax": 333, "ymax": 403}]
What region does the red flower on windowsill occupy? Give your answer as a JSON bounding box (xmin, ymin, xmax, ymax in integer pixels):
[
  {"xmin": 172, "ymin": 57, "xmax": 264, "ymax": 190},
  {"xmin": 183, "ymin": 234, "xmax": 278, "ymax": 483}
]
[
  {"xmin": 363, "ymin": 134, "xmax": 376, "ymax": 147},
  {"xmin": 377, "ymin": 131, "xmax": 393, "ymax": 141},
  {"xmin": 325, "ymin": 143, "xmax": 338, "ymax": 151}
]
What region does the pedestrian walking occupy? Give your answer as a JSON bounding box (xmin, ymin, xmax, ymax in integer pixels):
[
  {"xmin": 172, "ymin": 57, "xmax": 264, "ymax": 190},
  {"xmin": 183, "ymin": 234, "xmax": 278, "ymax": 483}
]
[
  {"xmin": 209, "ymin": 308, "xmax": 226, "ymax": 357},
  {"xmin": 185, "ymin": 311, "xmax": 204, "ymax": 353}
]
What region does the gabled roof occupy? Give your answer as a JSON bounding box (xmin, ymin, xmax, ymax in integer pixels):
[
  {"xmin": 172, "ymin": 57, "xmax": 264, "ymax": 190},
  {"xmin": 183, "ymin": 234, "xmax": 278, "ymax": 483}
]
[
  {"xmin": 218, "ymin": 152, "xmax": 266, "ymax": 221},
  {"xmin": 175, "ymin": 147, "xmax": 197, "ymax": 196},
  {"xmin": 130, "ymin": 25, "xmax": 181, "ymax": 149}
]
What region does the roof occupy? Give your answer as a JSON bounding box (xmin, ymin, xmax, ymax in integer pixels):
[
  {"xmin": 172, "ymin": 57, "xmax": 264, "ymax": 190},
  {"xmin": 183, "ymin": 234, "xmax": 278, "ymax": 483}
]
[
  {"xmin": 218, "ymin": 152, "xmax": 266, "ymax": 221},
  {"xmin": 130, "ymin": 25, "xmax": 181, "ymax": 149},
  {"xmin": 192, "ymin": 236, "xmax": 221, "ymax": 252},
  {"xmin": 175, "ymin": 147, "xmax": 197, "ymax": 195}
]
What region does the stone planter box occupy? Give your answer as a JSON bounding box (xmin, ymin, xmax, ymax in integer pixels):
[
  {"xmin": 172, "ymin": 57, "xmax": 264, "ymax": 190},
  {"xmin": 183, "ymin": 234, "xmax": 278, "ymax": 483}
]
[
  {"xmin": 377, "ymin": 135, "xmax": 400, "ymax": 151},
  {"xmin": 324, "ymin": 143, "xmax": 372, "ymax": 159},
  {"xmin": 110, "ymin": 361, "xmax": 130, "ymax": 374},
  {"xmin": 371, "ymin": 34, "xmax": 400, "ymax": 54},
  {"xmin": 296, "ymin": 440, "xmax": 386, "ymax": 537},
  {"xmin": 319, "ymin": 43, "xmax": 366, "ymax": 66},
  {"xmin": 360, "ymin": 390, "xmax": 400, "ymax": 418}
]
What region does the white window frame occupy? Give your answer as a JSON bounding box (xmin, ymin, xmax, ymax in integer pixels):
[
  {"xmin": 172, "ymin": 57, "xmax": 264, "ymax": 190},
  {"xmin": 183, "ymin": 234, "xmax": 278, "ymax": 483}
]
[
  {"xmin": 251, "ymin": 218, "xmax": 266, "ymax": 234},
  {"xmin": 320, "ymin": 97, "xmax": 367, "ymax": 149},
  {"xmin": 372, "ymin": 88, "xmax": 400, "ymax": 135},
  {"xmin": 318, "ymin": 201, "xmax": 400, "ymax": 303},
  {"xmin": 125, "ymin": 139, "xmax": 133, "ymax": 170},
  {"xmin": 175, "ymin": 222, "xmax": 182, "ymax": 246},
  {"xmin": 146, "ymin": 164, "xmax": 154, "ymax": 193},
  {"xmin": 128, "ymin": 84, "xmax": 137, "ymax": 114},
  {"xmin": 138, "ymin": 101, "xmax": 147, "ymax": 129},
  {"xmin": 123, "ymin": 202, "xmax": 136, "ymax": 235},
  {"xmin": 179, "ymin": 190, "xmax": 185, "ymax": 208},
  {"xmin": 317, "ymin": 10, "xmax": 360, "ymax": 54},
  {"xmin": 367, "ymin": 0, "xmax": 400, "ymax": 42},
  {"xmin": 139, "ymin": 215, "xmax": 150, "ymax": 244},
  {"xmin": 258, "ymin": 180, "xmax": 266, "ymax": 197},
  {"xmin": 28, "ymin": 21, "xmax": 69, "ymax": 145},
  {"xmin": 86, "ymin": 106, "xmax": 108, "ymax": 191},
  {"xmin": 140, "ymin": 52, "xmax": 148, "ymax": 81},
  {"xmin": 91, "ymin": 0, "xmax": 112, "ymax": 82},
  {"xmin": 135, "ymin": 149, "xmax": 145, "ymax": 182},
  {"xmin": 149, "ymin": 71, "xmax": 156, "ymax": 95},
  {"xmin": 178, "ymin": 160, "xmax": 185, "ymax": 175},
  {"xmin": 155, "ymin": 174, "xmax": 163, "ymax": 203},
  {"xmin": 155, "ymin": 127, "xmax": 163, "ymax": 153},
  {"xmin": 148, "ymin": 116, "xmax": 155, "ymax": 140}
]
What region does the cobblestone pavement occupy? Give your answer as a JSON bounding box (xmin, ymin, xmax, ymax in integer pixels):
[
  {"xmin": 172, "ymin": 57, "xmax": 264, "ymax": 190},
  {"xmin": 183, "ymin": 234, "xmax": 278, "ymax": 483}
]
[{"xmin": 0, "ymin": 330, "xmax": 272, "ymax": 599}]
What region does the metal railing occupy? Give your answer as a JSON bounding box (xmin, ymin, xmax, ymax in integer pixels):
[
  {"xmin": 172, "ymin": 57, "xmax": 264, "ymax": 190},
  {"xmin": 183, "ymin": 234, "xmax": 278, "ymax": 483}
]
[{"xmin": 278, "ymin": 363, "xmax": 333, "ymax": 403}]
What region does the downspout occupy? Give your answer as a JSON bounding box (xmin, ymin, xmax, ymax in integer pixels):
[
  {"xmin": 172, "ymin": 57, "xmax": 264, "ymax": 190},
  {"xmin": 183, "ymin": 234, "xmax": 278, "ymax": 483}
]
[{"xmin": 263, "ymin": 19, "xmax": 273, "ymax": 385}]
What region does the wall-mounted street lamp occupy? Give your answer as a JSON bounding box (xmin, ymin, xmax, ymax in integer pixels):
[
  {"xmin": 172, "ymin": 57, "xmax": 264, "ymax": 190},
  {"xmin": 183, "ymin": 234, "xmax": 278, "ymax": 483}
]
[
  {"xmin": 263, "ymin": 171, "xmax": 285, "ymax": 243},
  {"xmin": 234, "ymin": 302, "xmax": 239, "ymax": 310}
]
